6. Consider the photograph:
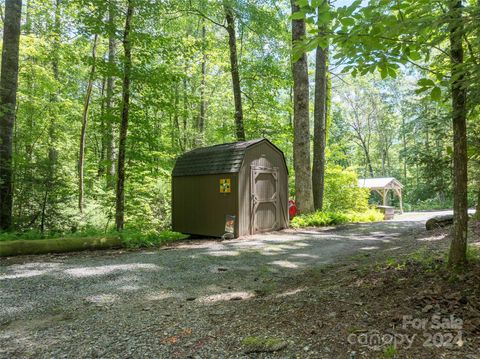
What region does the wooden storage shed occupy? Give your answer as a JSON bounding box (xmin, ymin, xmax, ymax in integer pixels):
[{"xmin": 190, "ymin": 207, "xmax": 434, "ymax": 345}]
[{"xmin": 172, "ymin": 139, "xmax": 289, "ymax": 238}]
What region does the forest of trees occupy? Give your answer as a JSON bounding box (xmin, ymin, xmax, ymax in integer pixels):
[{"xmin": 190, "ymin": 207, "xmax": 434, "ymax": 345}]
[{"xmin": 0, "ymin": 0, "xmax": 479, "ymax": 267}]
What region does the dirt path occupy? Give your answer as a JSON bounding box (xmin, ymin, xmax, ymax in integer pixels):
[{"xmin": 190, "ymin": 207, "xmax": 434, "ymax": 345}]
[{"xmin": 0, "ymin": 212, "xmax": 462, "ymax": 358}]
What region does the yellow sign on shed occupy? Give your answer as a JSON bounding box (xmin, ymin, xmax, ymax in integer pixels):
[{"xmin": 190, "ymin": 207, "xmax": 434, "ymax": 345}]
[{"xmin": 220, "ymin": 179, "xmax": 231, "ymax": 193}]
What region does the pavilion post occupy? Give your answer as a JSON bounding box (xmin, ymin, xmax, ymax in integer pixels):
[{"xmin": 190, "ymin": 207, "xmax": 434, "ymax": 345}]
[{"xmin": 394, "ymin": 187, "xmax": 404, "ymax": 214}]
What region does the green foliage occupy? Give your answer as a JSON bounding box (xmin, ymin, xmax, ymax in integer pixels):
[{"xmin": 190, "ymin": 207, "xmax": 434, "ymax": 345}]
[
  {"xmin": 290, "ymin": 208, "xmax": 383, "ymax": 228},
  {"xmin": 5, "ymin": 0, "xmax": 480, "ymax": 236},
  {"xmin": 119, "ymin": 230, "xmax": 188, "ymax": 248},
  {"xmin": 382, "ymin": 344, "xmax": 397, "ymax": 359},
  {"xmin": 8, "ymin": 0, "xmax": 295, "ymax": 234},
  {"xmin": 408, "ymin": 198, "xmax": 453, "ymax": 211},
  {"xmin": 466, "ymin": 245, "xmax": 480, "ymax": 263},
  {"xmin": 292, "ymin": 163, "xmax": 382, "ymax": 228},
  {"xmin": 323, "ymin": 166, "xmax": 371, "ymax": 212}
]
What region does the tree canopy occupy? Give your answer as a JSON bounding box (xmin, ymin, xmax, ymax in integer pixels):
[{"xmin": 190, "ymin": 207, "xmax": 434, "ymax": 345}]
[{"xmin": 0, "ymin": 0, "xmax": 478, "ymax": 267}]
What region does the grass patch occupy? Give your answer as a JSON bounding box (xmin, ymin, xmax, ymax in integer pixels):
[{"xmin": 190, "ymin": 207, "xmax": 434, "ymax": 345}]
[
  {"xmin": 120, "ymin": 230, "xmax": 188, "ymax": 248},
  {"xmin": 466, "ymin": 244, "xmax": 480, "ymax": 262},
  {"xmin": 381, "ymin": 247, "xmax": 445, "ymax": 273},
  {"xmin": 290, "ymin": 208, "xmax": 383, "ymax": 228},
  {"xmin": 383, "ymin": 344, "xmax": 397, "ymax": 358}
]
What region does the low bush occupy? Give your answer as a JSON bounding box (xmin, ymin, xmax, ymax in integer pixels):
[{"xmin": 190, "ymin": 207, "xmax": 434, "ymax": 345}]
[
  {"xmin": 119, "ymin": 230, "xmax": 188, "ymax": 248},
  {"xmin": 290, "ymin": 208, "xmax": 383, "ymax": 228},
  {"xmin": 323, "ymin": 166, "xmax": 371, "ymax": 212},
  {"xmin": 408, "ymin": 198, "xmax": 453, "ymax": 211},
  {"xmin": 346, "ymin": 209, "xmax": 385, "ymax": 223},
  {"xmin": 466, "ymin": 244, "xmax": 480, "ymax": 263}
]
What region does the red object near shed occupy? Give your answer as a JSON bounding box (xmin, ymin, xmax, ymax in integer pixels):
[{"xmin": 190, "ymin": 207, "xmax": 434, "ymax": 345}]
[{"xmin": 289, "ymin": 200, "xmax": 297, "ymax": 219}]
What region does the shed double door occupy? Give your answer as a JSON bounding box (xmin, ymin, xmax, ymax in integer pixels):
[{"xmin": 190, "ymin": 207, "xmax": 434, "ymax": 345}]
[{"xmin": 250, "ymin": 166, "xmax": 279, "ymax": 234}]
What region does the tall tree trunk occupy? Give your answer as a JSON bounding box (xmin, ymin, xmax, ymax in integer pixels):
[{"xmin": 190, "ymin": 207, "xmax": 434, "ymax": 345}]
[
  {"xmin": 0, "ymin": 0, "xmax": 22, "ymax": 231},
  {"xmin": 115, "ymin": 0, "xmax": 133, "ymax": 231},
  {"xmin": 173, "ymin": 83, "xmax": 183, "ymax": 152},
  {"xmin": 106, "ymin": 3, "xmax": 116, "ymax": 189},
  {"xmin": 40, "ymin": 0, "xmax": 61, "ymax": 232},
  {"xmin": 448, "ymin": 0, "xmax": 468, "ymax": 268},
  {"xmin": 98, "ymin": 76, "xmax": 106, "ymax": 177},
  {"xmin": 25, "ymin": 0, "xmax": 31, "ymax": 34},
  {"xmin": 224, "ymin": 3, "xmax": 245, "ymax": 141},
  {"xmin": 78, "ymin": 34, "xmax": 98, "ymax": 212},
  {"xmin": 381, "ymin": 150, "xmax": 386, "ymax": 176},
  {"xmin": 402, "ymin": 116, "xmax": 407, "ymax": 184},
  {"xmin": 366, "ymin": 152, "xmax": 374, "ymax": 177},
  {"xmin": 312, "ymin": 5, "xmax": 329, "ymax": 211},
  {"xmin": 182, "ymin": 67, "xmax": 188, "ymax": 150},
  {"xmin": 197, "ymin": 23, "xmax": 207, "ymax": 146},
  {"xmin": 291, "ymin": 0, "xmax": 314, "ymax": 214}
]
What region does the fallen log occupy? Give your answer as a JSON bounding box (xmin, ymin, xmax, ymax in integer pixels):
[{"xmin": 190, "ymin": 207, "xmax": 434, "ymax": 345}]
[
  {"xmin": 0, "ymin": 236, "xmax": 122, "ymax": 257},
  {"xmin": 426, "ymin": 215, "xmax": 454, "ymax": 230}
]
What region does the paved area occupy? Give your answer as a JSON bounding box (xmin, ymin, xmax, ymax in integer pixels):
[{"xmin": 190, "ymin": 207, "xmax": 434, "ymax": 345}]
[{"xmin": 0, "ymin": 211, "xmax": 455, "ymax": 358}]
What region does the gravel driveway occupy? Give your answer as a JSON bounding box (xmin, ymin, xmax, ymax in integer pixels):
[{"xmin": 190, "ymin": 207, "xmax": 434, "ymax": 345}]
[{"xmin": 0, "ymin": 212, "xmax": 444, "ymax": 358}]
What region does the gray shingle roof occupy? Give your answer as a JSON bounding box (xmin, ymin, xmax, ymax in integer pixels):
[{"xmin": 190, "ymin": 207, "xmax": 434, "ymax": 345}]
[{"xmin": 172, "ymin": 139, "xmax": 265, "ymax": 177}]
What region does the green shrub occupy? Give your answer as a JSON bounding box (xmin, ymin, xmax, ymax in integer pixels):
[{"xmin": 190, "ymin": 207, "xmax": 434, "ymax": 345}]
[
  {"xmin": 466, "ymin": 245, "xmax": 480, "ymax": 262},
  {"xmin": 345, "ymin": 208, "xmax": 384, "ymax": 223},
  {"xmin": 410, "ymin": 198, "xmax": 453, "ymax": 211},
  {"xmin": 290, "ymin": 208, "xmax": 383, "ymax": 228},
  {"xmin": 291, "ymin": 165, "xmax": 382, "ymax": 229},
  {"xmin": 119, "ymin": 229, "xmax": 188, "ymax": 248},
  {"xmin": 324, "ymin": 166, "xmax": 371, "ymax": 212}
]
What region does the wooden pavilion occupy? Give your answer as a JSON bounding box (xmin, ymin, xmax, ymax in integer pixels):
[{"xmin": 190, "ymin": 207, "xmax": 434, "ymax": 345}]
[{"xmin": 358, "ymin": 177, "xmax": 404, "ymax": 213}]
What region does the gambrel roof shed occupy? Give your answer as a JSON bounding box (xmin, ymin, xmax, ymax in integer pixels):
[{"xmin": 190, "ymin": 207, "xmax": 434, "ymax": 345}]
[
  {"xmin": 173, "ymin": 139, "xmax": 266, "ymax": 176},
  {"xmin": 172, "ymin": 139, "xmax": 289, "ymax": 238}
]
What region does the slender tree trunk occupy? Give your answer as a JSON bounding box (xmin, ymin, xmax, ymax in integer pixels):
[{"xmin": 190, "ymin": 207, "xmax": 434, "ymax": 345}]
[
  {"xmin": 0, "ymin": 0, "xmax": 22, "ymax": 230},
  {"xmin": 402, "ymin": 117, "xmax": 407, "ymax": 184},
  {"xmin": 312, "ymin": 5, "xmax": 328, "ymax": 211},
  {"xmin": 98, "ymin": 76, "xmax": 106, "ymax": 177},
  {"xmin": 224, "ymin": 3, "xmax": 245, "ymax": 141},
  {"xmin": 359, "ymin": 138, "xmax": 374, "ymax": 177},
  {"xmin": 25, "ymin": 0, "xmax": 31, "ymax": 34},
  {"xmin": 115, "ymin": 0, "xmax": 133, "ymax": 231},
  {"xmin": 78, "ymin": 34, "xmax": 98, "ymax": 212},
  {"xmin": 197, "ymin": 23, "xmax": 207, "ymax": 145},
  {"xmin": 381, "ymin": 150, "xmax": 386, "ymax": 175},
  {"xmin": 106, "ymin": 3, "xmax": 117, "ymax": 189},
  {"xmin": 173, "ymin": 83, "xmax": 183, "ymax": 152},
  {"xmin": 291, "ymin": 0, "xmax": 314, "ymax": 214},
  {"xmin": 473, "ymin": 0, "xmax": 480, "ymax": 220},
  {"xmin": 363, "ymin": 145, "xmax": 375, "ymax": 178},
  {"xmin": 448, "ymin": 0, "xmax": 468, "ymax": 268},
  {"xmin": 40, "ymin": 0, "xmax": 61, "ymax": 232},
  {"xmin": 182, "ymin": 68, "xmax": 188, "ymax": 150}
]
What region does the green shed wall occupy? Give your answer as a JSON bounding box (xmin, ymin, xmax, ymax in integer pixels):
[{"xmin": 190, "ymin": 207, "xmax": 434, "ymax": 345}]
[{"xmin": 172, "ymin": 173, "xmax": 239, "ymax": 237}]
